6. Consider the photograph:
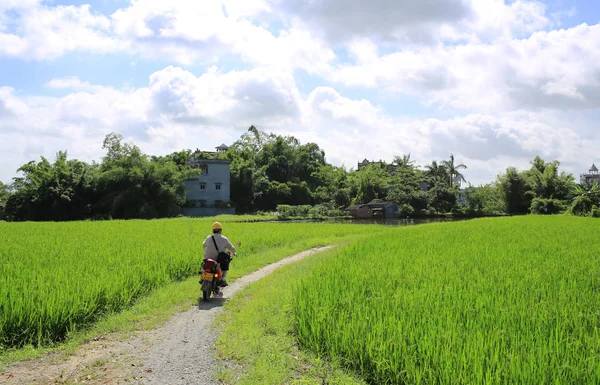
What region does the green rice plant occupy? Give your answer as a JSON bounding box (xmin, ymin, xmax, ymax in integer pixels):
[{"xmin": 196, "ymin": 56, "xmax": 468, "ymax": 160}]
[
  {"xmin": 0, "ymin": 217, "xmax": 375, "ymax": 351},
  {"xmin": 292, "ymin": 216, "xmax": 600, "ymax": 384}
]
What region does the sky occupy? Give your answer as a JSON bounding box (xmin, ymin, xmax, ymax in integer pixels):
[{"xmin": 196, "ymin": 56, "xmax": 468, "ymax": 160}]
[{"xmin": 1, "ymin": 0, "xmax": 600, "ymax": 186}]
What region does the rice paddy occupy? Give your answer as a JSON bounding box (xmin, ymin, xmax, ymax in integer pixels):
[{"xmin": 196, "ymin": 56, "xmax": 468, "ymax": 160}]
[
  {"xmin": 292, "ymin": 216, "xmax": 600, "ymax": 384},
  {"xmin": 0, "ymin": 218, "xmax": 373, "ymax": 351}
]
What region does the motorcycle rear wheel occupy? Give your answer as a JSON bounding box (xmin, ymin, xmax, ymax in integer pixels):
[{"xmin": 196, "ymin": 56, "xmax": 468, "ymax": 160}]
[{"xmin": 202, "ymin": 290, "xmax": 210, "ymax": 301}]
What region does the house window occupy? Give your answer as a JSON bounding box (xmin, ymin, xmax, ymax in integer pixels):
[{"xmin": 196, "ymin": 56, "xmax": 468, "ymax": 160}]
[
  {"xmin": 200, "ymin": 164, "xmax": 208, "ymax": 175},
  {"xmin": 199, "ymin": 200, "xmax": 207, "ymax": 208},
  {"xmin": 215, "ymin": 183, "xmax": 221, "ymax": 190},
  {"xmin": 200, "ymin": 183, "xmax": 206, "ymax": 190}
]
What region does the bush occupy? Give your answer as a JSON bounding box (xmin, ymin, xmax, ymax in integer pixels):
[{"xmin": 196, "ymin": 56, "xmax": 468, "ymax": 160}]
[
  {"xmin": 590, "ymin": 205, "xmax": 600, "ymax": 218},
  {"xmin": 398, "ymin": 204, "xmax": 414, "ymax": 217},
  {"xmin": 569, "ymin": 195, "xmax": 593, "ymax": 216},
  {"xmin": 277, "ymin": 204, "xmax": 348, "ymax": 219},
  {"xmin": 276, "ymin": 205, "xmax": 311, "ymax": 219},
  {"xmin": 530, "ymin": 198, "xmax": 565, "ymax": 215}
]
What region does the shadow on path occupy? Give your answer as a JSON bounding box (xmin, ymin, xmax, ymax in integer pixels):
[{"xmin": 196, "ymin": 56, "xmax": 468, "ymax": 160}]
[{"xmin": 197, "ymin": 296, "xmax": 229, "ymax": 310}]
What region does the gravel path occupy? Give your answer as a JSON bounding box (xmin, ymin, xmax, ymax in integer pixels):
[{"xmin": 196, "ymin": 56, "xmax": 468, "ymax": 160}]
[
  {"xmin": 2, "ymin": 246, "xmax": 332, "ymax": 385},
  {"xmin": 134, "ymin": 246, "xmax": 334, "ymax": 385}
]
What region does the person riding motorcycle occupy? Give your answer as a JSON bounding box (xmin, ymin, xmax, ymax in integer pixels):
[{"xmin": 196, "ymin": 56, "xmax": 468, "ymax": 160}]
[{"xmin": 202, "ymin": 222, "xmax": 236, "ymax": 287}]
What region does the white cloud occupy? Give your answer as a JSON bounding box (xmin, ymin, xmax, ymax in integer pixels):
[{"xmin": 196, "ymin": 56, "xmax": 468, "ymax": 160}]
[
  {"xmin": 109, "ymin": 0, "xmax": 334, "ymax": 70},
  {"xmin": 270, "ymin": 0, "xmax": 554, "ymax": 46},
  {"xmin": 0, "ymin": 67, "xmax": 597, "ymax": 186},
  {"xmin": 329, "ymin": 22, "xmax": 600, "ymax": 112},
  {"xmin": 0, "ymin": 0, "xmax": 39, "ymax": 11},
  {"xmin": 270, "ymin": 0, "xmax": 473, "ymax": 44},
  {"xmin": 1, "ymin": 1, "xmax": 598, "ymax": 188},
  {"xmin": 147, "ymin": 65, "xmax": 302, "ymax": 127},
  {"xmin": 0, "ymin": 87, "xmax": 29, "ymax": 118},
  {"xmin": 47, "ymin": 77, "xmax": 101, "ymax": 92},
  {"xmin": 0, "ymin": 4, "xmax": 117, "ymax": 59}
]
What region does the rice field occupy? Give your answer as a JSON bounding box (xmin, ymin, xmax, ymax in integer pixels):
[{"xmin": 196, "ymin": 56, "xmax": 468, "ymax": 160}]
[
  {"xmin": 292, "ymin": 216, "xmax": 600, "ymax": 384},
  {"xmin": 0, "ymin": 218, "xmax": 374, "ymax": 350}
]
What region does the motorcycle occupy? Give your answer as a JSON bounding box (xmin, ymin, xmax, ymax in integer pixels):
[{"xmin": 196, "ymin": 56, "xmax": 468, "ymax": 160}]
[
  {"xmin": 199, "ymin": 242, "xmax": 240, "ymax": 301},
  {"xmin": 199, "ymin": 256, "xmax": 226, "ymax": 301}
]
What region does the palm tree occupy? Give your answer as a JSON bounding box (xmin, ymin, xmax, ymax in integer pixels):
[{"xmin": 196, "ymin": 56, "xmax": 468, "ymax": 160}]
[
  {"xmin": 570, "ymin": 182, "xmax": 600, "ymax": 215},
  {"xmin": 424, "ymin": 160, "xmax": 449, "ymax": 187},
  {"xmin": 393, "ymin": 153, "xmax": 415, "ymax": 169},
  {"xmin": 442, "ymin": 153, "xmax": 467, "ymax": 188}
]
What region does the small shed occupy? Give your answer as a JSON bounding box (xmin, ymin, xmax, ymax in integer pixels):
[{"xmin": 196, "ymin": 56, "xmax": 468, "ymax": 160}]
[{"xmin": 345, "ymin": 200, "xmax": 399, "ymax": 219}]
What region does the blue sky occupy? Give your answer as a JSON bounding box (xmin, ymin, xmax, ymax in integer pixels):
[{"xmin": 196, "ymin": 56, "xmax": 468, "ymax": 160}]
[{"xmin": 1, "ymin": 0, "xmax": 600, "ymax": 185}]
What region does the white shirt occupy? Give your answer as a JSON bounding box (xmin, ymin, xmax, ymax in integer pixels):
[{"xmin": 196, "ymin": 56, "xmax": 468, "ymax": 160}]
[{"xmin": 202, "ymin": 233, "xmax": 236, "ymax": 259}]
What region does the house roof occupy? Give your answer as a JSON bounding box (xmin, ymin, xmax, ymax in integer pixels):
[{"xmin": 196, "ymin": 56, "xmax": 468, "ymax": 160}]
[
  {"xmin": 216, "ymin": 144, "xmax": 229, "ymax": 150},
  {"xmin": 365, "ymin": 199, "xmax": 395, "ymax": 207},
  {"xmin": 186, "ymin": 158, "xmax": 231, "ymax": 165},
  {"xmin": 591, "ymin": 163, "xmax": 598, "ymax": 172}
]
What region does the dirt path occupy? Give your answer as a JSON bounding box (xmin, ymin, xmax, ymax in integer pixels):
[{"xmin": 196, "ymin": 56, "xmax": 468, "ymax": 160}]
[{"xmin": 1, "ymin": 246, "xmax": 333, "ymax": 385}]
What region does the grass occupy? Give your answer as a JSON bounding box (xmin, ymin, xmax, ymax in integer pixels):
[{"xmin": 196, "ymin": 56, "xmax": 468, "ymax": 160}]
[
  {"xmin": 0, "ymin": 216, "xmax": 378, "ymax": 363},
  {"xmin": 214, "ymin": 246, "xmax": 375, "ymax": 385},
  {"xmin": 293, "ymin": 216, "xmax": 600, "ymax": 384},
  {"xmin": 214, "ymin": 216, "xmax": 600, "ymax": 384}
]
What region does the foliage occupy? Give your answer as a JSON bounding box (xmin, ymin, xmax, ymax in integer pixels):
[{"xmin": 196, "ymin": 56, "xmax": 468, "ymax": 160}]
[
  {"xmin": 465, "ymin": 183, "xmax": 505, "ymax": 215},
  {"xmin": 348, "ymin": 163, "xmax": 391, "ymax": 204},
  {"xmin": 427, "ymin": 185, "xmax": 457, "ymax": 213},
  {"xmin": 441, "ymin": 152, "xmax": 467, "ymax": 187},
  {"xmin": 569, "ymin": 182, "xmax": 600, "ymax": 216},
  {"xmin": 1, "ymin": 124, "xmax": 584, "ymax": 220},
  {"xmin": 497, "ymin": 157, "xmax": 576, "ymax": 215},
  {"xmin": 0, "ymin": 181, "xmax": 11, "ymax": 205},
  {"xmin": 293, "ymin": 216, "xmax": 600, "ymax": 384},
  {"xmin": 5, "ymin": 151, "xmax": 98, "ymax": 221},
  {"xmin": 525, "ymin": 156, "xmax": 574, "ymax": 201},
  {"xmin": 276, "ymin": 204, "xmax": 312, "ymax": 219},
  {"xmin": 276, "ymin": 203, "xmax": 348, "ymax": 219},
  {"xmin": 529, "ymin": 198, "xmax": 565, "ymax": 214},
  {"xmin": 0, "ymin": 219, "xmax": 372, "ymax": 350},
  {"xmin": 5, "ymin": 134, "xmax": 187, "ymax": 221},
  {"xmin": 397, "ymin": 203, "xmax": 414, "ymax": 217},
  {"xmin": 497, "ymin": 167, "xmax": 530, "ymax": 214}
]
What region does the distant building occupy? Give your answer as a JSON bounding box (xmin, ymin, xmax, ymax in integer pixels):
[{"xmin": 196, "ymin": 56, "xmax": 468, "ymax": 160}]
[
  {"xmin": 580, "ymin": 164, "xmax": 600, "ymax": 185},
  {"xmin": 215, "ymin": 143, "xmax": 229, "ymax": 153},
  {"xmin": 345, "ymin": 199, "xmax": 399, "ymax": 219},
  {"xmin": 182, "ymin": 145, "xmax": 235, "ymax": 217},
  {"xmin": 357, "ymin": 158, "xmax": 398, "ymax": 173}
]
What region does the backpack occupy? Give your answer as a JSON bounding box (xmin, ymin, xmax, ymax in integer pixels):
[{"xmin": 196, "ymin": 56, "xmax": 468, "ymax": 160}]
[{"xmin": 211, "ymin": 236, "xmax": 232, "ymax": 269}]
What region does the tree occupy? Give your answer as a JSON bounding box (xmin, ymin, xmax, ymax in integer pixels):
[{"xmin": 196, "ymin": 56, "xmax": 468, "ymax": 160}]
[
  {"xmin": 424, "ymin": 160, "xmax": 449, "ymax": 188},
  {"xmin": 0, "ymin": 181, "xmax": 11, "ymax": 205},
  {"xmin": 569, "ymin": 182, "xmax": 600, "ymax": 216},
  {"xmin": 387, "ymin": 159, "xmax": 428, "ymax": 213},
  {"xmin": 95, "ymin": 133, "xmax": 186, "ymax": 219},
  {"xmin": 5, "ymin": 151, "xmax": 98, "ymax": 221},
  {"xmin": 442, "ymin": 153, "xmax": 467, "ymax": 188},
  {"xmin": 347, "ymin": 163, "xmax": 391, "ymax": 204},
  {"xmin": 498, "ymin": 167, "xmax": 529, "ymax": 214},
  {"xmin": 524, "ymin": 156, "xmax": 574, "ymax": 202},
  {"xmin": 393, "ymin": 153, "xmax": 415, "ymax": 169},
  {"xmin": 465, "ymin": 183, "xmax": 505, "ymax": 215},
  {"xmin": 226, "ymin": 126, "xmax": 329, "ymax": 211}
]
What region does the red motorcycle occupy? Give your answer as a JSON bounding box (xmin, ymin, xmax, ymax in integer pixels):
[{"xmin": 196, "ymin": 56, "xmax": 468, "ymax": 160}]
[
  {"xmin": 199, "ymin": 256, "xmax": 226, "ymax": 301},
  {"xmin": 199, "ymin": 241, "xmax": 240, "ymax": 301}
]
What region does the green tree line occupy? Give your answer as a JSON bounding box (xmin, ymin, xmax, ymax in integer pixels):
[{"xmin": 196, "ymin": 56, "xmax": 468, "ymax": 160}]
[{"xmin": 0, "ymin": 126, "xmax": 596, "ymax": 221}]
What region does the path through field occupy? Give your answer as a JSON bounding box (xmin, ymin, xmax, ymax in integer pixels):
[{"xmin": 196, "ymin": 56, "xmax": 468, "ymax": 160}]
[{"xmin": 2, "ymin": 246, "xmax": 333, "ymax": 385}]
